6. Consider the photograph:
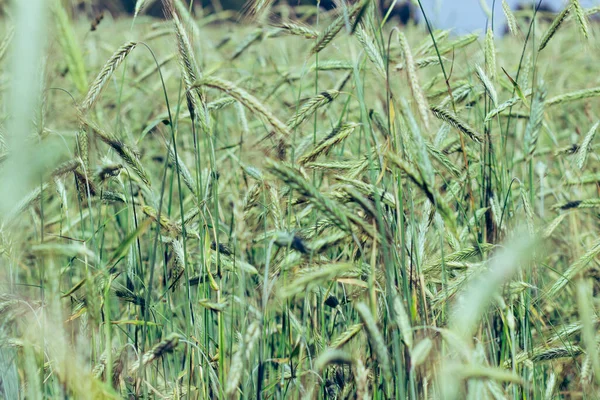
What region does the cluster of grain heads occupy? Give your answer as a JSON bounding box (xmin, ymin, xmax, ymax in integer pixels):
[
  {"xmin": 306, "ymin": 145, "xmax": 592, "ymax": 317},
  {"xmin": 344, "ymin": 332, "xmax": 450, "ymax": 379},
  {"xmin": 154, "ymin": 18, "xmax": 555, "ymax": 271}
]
[
  {"xmin": 71, "ymin": 39, "xmax": 143, "ymax": 191},
  {"xmin": 231, "ymin": 28, "xmax": 264, "ymax": 60},
  {"xmin": 437, "ymin": 33, "xmax": 479, "ymax": 56},
  {"xmin": 502, "ymin": 0, "xmax": 518, "ymax": 36},
  {"xmin": 546, "ymin": 85, "xmax": 600, "ymax": 107},
  {"xmin": 168, "ymin": 2, "xmax": 211, "ymax": 134},
  {"xmin": 552, "ymin": 198, "xmax": 600, "ymax": 211},
  {"xmin": 398, "ymin": 31, "xmax": 430, "ymax": 130},
  {"xmin": 128, "ymin": 333, "xmax": 183, "ymax": 375},
  {"xmin": 484, "ymin": 27, "xmax": 496, "ymax": 78},
  {"xmin": 355, "ymin": 24, "xmax": 386, "ymax": 78},
  {"xmin": 266, "ymin": 159, "xmax": 352, "ymax": 232},
  {"xmin": 4, "ymin": 0, "xmax": 600, "ymax": 397},
  {"xmin": 475, "ymin": 64, "xmax": 498, "ymax": 106},
  {"xmin": 167, "ymin": 139, "xmax": 198, "ymax": 195},
  {"xmin": 546, "ymin": 237, "xmax": 600, "ymax": 299},
  {"xmin": 424, "ymin": 243, "xmax": 495, "ymax": 273},
  {"xmin": 484, "ymin": 89, "xmax": 533, "ymax": 122},
  {"xmin": 298, "ymin": 122, "xmax": 359, "ymax": 164},
  {"xmin": 431, "ymin": 105, "xmax": 483, "ymax": 144},
  {"xmin": 279, "ymin": 262, "xmax": 357, "ymax": 299},
  {"xmin": 80, "ymin": 118, "xmax": 151, "ymax": 187},
  {"xmin": 571, "ymin": 0, "xmax": 590, "ymax": 39},
  {"xmin": 92, "ymin": 346, "xmax": 129, "ymax": 390},
  {"xmin": 539, "ymin": 3, "xmax": 572, "ymax": 52},
  {"xmin": 310, "ymin": 0, "xmax": 369, "ymax": 55},
  {"xmin": 523, "ymin": 83, "xmax": 546, "ymax": 161},
  {"xmin": 193, "ymin": 76, "xmax": 291, "ymax": 141},
  {"xmin": 505, "ymin": 325, "xmax": 587, "ymax": 368},
  {"xmin": 276, "ymin": 21, "xmax": 319, "ymax": 39},
  {"xmin": 520, "ymin": 187, "xmax": 535, "ymax": 236},
  {"xmin": 165, "ymin": 237, "xmax": 186, "ymax": 289},
  {"xmin": 286, "ymin": 90, "xmax": 340, "ymax": 131},
  {"xmin": 134, "ymin": 0, "xmax": 149, "ymax": 20},
  {"xmin": 576, "ymin": 120, "xmax": 600, "ymax": 170},
  {"xmin": 143, "ymin": 204, "xmax": 184, "ymax": 237},
  {"xmin": 80, "ymin": 42, "xmax": 138, "ymax": 113},
  {"xmin": 394, "ymin": 55, "xmax": 443, "ymax": 73}
]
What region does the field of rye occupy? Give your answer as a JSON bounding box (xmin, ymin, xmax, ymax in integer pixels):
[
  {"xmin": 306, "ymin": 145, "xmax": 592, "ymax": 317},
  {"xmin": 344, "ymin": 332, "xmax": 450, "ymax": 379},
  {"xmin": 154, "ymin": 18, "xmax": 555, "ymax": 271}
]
[{"xmin": 1, "ymin": 0, "xmax": 600, "ymax": 398}]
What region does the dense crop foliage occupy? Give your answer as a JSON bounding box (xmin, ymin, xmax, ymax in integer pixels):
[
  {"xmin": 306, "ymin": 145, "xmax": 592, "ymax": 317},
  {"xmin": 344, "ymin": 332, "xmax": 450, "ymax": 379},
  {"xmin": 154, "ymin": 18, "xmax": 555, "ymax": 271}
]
[{"xmin": 1, "ymin": 1, "xmax": 600, "ymax": 398}]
